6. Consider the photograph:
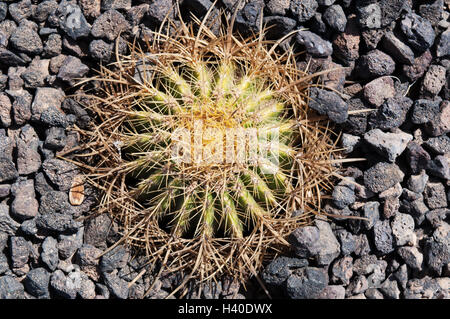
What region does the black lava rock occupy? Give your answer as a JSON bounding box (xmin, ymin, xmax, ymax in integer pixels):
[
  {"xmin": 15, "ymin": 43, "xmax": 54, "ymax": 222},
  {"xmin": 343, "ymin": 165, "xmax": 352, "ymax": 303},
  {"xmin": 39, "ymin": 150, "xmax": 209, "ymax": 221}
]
[{"xmin": 308, "ymin": 87, "xmax": 348, "ymax": 123}]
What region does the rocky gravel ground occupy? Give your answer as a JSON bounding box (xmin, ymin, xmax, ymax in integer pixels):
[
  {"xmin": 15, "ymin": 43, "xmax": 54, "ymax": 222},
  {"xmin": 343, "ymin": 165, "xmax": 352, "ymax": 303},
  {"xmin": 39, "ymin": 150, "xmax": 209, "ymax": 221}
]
[{"xmin": 0, "ymin": 0, "xmax": 449, "ymax": 299}]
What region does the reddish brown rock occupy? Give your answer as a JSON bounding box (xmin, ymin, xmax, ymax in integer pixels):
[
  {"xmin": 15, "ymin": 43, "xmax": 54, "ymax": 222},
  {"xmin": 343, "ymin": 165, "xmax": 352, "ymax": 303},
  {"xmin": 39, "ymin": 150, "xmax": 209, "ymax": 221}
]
[
  {"xmin": 403, "ymin": 50, "xmax": 432, "ymax": 82},
  {"xmin": 363, "ymin": 76, "xmax": 395, "ymax": 107},
  {"xmin": 421, "ymin": 65, "xmax": 446, "ymax": 96},
  {"xmin": 333, "ymin": 16, "xmax": 360, "ymax": 63}
]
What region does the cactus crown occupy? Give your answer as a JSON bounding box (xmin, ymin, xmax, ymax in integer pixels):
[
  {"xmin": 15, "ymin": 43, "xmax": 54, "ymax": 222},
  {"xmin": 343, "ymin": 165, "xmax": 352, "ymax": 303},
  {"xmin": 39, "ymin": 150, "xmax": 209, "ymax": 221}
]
[{"xmin": 75, "ymin": 13, "xmax": 342, "ymax": 296}]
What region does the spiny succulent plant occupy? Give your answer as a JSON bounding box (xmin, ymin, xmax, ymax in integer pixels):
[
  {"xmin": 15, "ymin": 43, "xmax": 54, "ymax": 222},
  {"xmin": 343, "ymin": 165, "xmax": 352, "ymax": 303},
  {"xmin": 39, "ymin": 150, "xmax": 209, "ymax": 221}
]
[{"xmin": 73, "ymin": 10, "xmax": 345, "ymax": 297}]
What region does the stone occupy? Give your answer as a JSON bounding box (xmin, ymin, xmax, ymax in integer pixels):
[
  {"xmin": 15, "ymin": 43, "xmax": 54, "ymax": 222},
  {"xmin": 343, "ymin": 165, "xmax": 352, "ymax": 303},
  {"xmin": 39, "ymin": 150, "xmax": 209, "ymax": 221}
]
[
  {"xmin": 42, "ymin": 158, "xmax": 79, "ymax": 192},
  {"xmin": 426, "ymin": 208, "xmax": 449, "ymax": 228},
  {"xmin": 323, "ymin": 5, "xmax": 347, "ymax": 32},
  {"xmin": 364, "ymin": 162, "xmax": 404, "ymax": 194},
  {"xmin": 100, "ymin": 246, "xmax": 129, "ymax": 273},
  {"xmin": 50, "ymin": 269, "xmax": 78, "ymax": 299},
  {"xmin": 91, "ymin": 9, "xmax": 129, "ymax": 41},
  {"xmin": 363, "ymin": 129, "xmax": 413, "ymax": 162},
  {"xmin": 316, "ymin": 285, "xmax": 345, "ymax": 299},
  {"xmin": 403, "ymin": 50, "xmax": 432, "ymax": 82},
  {"xmin": 308, "ymin": 87, "xmax": 348, "ymax": 123},
  {"xmin": 43, "ymin": 33, "xmax": 62, "ymax": 57},
  {"xmin": 0, "ymin": 276, "xmax": 25, "ymax": 299},
  {"xmin": 411, "ymin": 99, "xmax": 440, "ymax": 125},
  {"xmin": 79, "ymin": 272, "xmax": 96, "ymax": 299},
  {"xmin": 0, "ymin": 3, "xmax": 7, "ymax": 22},
  {"xmin": 379, "ymin": 275, "xmax": 400, "ymax": 299},
  {"xmin": 423, "ymin": 136, "xmax": 450, "ymax": 155},
  {"xmin": 0, "ymin": 93, "xmax": 12, "ymax": 127},
  {"xmin": 427, "ymin": 155, "xmax": 450, "ymax": 180},
  {"xmin": 407, "ymin": 170, "xmax": 429, "ymax": 194},
  {"xmin": 404, "ymin": 277, "xmax": 444, "ymax": 299},
  {"xmin": 0, "ymin": 203, "xmax": 20, "ymax": 235},
  {"xmin": 235, "ymin": 1, "xmax": 264, "ymax": 35},
  {"xmin": 0, "ymin": 157, "xmax": 18, "ymax": 184},
  {"xmin": 57, "ymin": 56, "xmax": 89, "ymax": 86},
  {"xmin": 421, "ymin": 65, "xmax": 446, "ymax": 96},
  {"xmin": 21, "ymin": 58, "xmax": 50, "ymax": 88},
  {"xmin": 424, "ymin": 183, "xmax": 447, "ymax": 209},
  {"xmin": 39, "ymin": 191, "xmax": 74, "ymax": 217},
  {"xmin": 400, "ymin": 13, "xmax": 435, "ymax": 52},
  {"xmin": 362, "ymin": 201, "xmax": 379, "ymax": 230},
  {"xmin": 79, "ymin": 0, "xmax": 101, "ymax": 19},
  {"xmin": 373, "ymin": 220, "xmax": 394, "ymax": 255},
  {"xmin": 9, "ymin": 22, "xmax": 43, "ymax": 55},
  {"xmin": 8, "ymin": 66, "xmax": 26, "ymax": 91},
  {"xmin": 33, "ymin": 0, "xmax": 58, "ymax": 22},
  {"xmin": 419, "ymin": 0, "xmax": 444, "ymax": 26},
  {"xmin": 341, "ymin": 133, "xmax": 360, "ymax": 154},
  {"xmin": 0, "ymin": 184, "xmax": 11, "ymax": 198},
  {"xmin": 44, "ymin": 127, "xmax": 66, "ymax": 151},
  {"xmin": 83, "ymin": 213, "xmax": 114, "ymax": 249},
  {"xmin": 369, "ymin": 96, "xmax": 413, "ymax": 130},
  {"xmin": 391, "ymin": 213, "xmax": 415, "ymax": 246},
  {"xmin": 102, "ymin": 0, "xmax": 131, "ymax": 11},
  {"xmin": 347, "ymin": 275, "xmax": 368, "ymax": 296},
  {"xmin": 9, "ymin": 236, "xmax": 29, "ymax": 268},
  {"xmin": 56, "ymin": 2, "xmax": 91, "ymax": 40},
  {"xmin": 8, "ymin": 89, "xmax": 32, "ymax": 126},
  {"xmin": 335, "ymin": 229, "xmax": 356, "ymax": 256},
  {"xmin": 332, "ymin": 178, "xmax": 355, "ymax": 209},
  {"xmin": 41, "ymin": 237, "xmax": 59, "ymax": 271},
  {"xmin": 89, "ymin": 39, "xmax": 113, "ymax": 61},
  {"xmin": 103, "ymin": 272, "xmax": 129, "ymax": 299},
  {"xmin": 8, "ymin": 0, "xmax": 32, "ymax": 23},
  {"xmin": 36, "ymin": 212, "xmax": 82, "ymax": 233},
  {"xmin": 289, "ymin": 220, "xmax": 340, "ymax": 266},
  {"xmin": 310, "ymin": 12, "xmax": 327, "ymax": 35},
  {"xmin": 266, "ymin": 0, "xmax": 289, "ymax": 16},
  {"xmin": 363, "ymin": 76, "xmax": 395, "ymax": 107},
  {"xmin": 58, "ymin": 227, "xmax": 84, "ymax": 259},
  {"xmin": 379, "ymin": 0, "xmax": 406, "ymax": 26},
  {"xmin": 24, "ymin": 268, "xmax": 50, "ymax": 298},
  {"xmin": 332, "ymin": 16, "xmax": 360, "ymax": 63},
  {"xmin": 0, "ymin": 48, "xmax": 26, "ymax": 67},
  {"xmin": 262, "ymin": 256, "xmax": 308, "ymax": 288},
  {"xmin": 426, "ymin": 101, "xmax": 450, "ymax": 137},
  {"xmin": 77, "ymin": 244, "xmax": 102, "ymax": 267},
  {"xmin": 262, "ymin": 16, "xmax": 297, "ymax": 39},
  {"xmin": 11, "ymin": 179, "xmax": 38, "ymax": 221},
  {"xmin": 331, "ymin": 256, "xmax": 353, "ymax": 285},
  {"xmin": 424, "ymin": 239, "xmax": 449, "ymax": 275},
  {"xmin": 146, "ymin": 0, "xmax": 175, "ymax": 26},
  {"xmin": 0, "ymin": 131, "xmax": 12, "ymax": 163},
  {"xmin": 343, "ymin": 98, "xmax": 368, "ymax": 135},
  {"xmin": 296, "ymin": 31, "xmax": 333, "ymax": 58},
  {"xmin": 40, "ymin": 106, "xmax": 68, "ymax": 128},
  {"xmin": 16, "ymin": 125, "xmax": 41, "ymax": 175},
  {"xmin": 397, "ymin": 246, "xmax": 423, "ymax": 271},
  {"xmin": 289, "ymin": 0, "xmax": 318, "ymax": 23},
  {"xmin": 0, "ymin": 252, "xmax": 8, "ymax": 275},
  {"xmin": 356, "ymin": 49, "xmax": 395, "ymax": 79},
  {"xmin": 357, "ymin": 3, "xmax": 381, "ymax": 29},
  {"xmin": 31, "ymin": 87, "xmax": 65, "ymax": 122},
  {"xmin": 436, "ymin": 29, "xmax": 450, "ymax": 57},
  {"xmin": 406, "ymin": 142, "xmax": 431, "ymax": 174},
  {"xmin": 285, "ymin": 267, "xmax": 328, "ymax": 299},
  {"xmin": 381, "ymin": 32, "xmax": 415, "ymax": 65}
]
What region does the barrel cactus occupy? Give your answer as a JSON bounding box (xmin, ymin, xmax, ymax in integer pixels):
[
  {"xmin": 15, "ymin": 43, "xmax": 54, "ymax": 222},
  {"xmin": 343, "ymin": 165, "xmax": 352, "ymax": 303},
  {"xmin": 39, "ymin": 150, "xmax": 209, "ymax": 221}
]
[{"xmin": 75, "ymin": 14, "xmax": 343, "ymax": 296}]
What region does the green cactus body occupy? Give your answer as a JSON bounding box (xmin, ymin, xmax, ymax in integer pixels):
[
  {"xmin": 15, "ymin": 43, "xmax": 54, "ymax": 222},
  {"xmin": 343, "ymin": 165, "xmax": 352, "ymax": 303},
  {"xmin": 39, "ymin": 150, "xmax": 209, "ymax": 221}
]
[
  {"xmin": 79, "ymin": 17, "xmax": 342, "ymax": 289},
  {"xmin": 122, "ymin": 60, "xmax": 298, "ymax": 240}
]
